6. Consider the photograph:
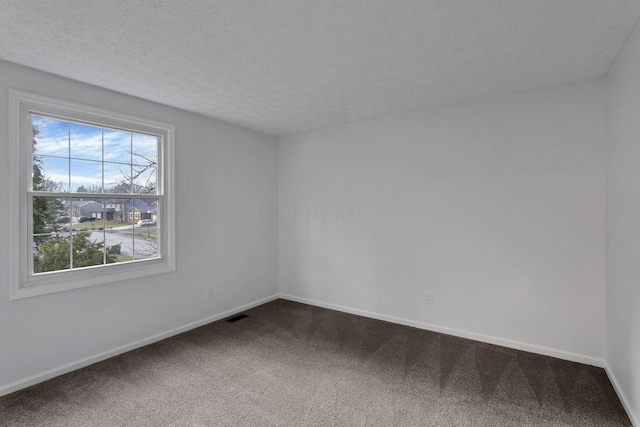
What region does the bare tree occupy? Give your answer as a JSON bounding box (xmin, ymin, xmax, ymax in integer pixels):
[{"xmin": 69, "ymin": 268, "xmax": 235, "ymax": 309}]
[{"xmin": 103, "ymin": 151, "xmax": 157, "ymax": 223}]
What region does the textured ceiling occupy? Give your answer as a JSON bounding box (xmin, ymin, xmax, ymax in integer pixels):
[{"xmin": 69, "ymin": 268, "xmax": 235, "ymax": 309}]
[{"xmin": 1, "ymin": 1, "xmax": 640, "ymax": 136}]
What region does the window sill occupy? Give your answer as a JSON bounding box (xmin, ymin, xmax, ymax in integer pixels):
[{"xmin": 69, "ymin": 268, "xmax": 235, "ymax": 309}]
[{"xmin": 10, "ymin": 258, "xmax": 176, "ymax": 300}]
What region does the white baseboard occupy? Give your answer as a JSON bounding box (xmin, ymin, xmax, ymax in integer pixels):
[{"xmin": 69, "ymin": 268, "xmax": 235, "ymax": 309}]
[
  {"xmin": 279, "ymin": 293, "xmax": 605, "ymax": 368},
  {"xmin": 0, "ymin": 294, "xmax": 279, "ymax": 398},
  {"xmin": 605, "ymin": 363, "xmax": 639, "ymax": 426}
]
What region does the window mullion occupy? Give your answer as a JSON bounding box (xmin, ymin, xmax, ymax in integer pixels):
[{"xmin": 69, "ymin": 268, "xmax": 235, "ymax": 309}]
[
  {"xmin": 102, "ymin": 129, "xmax": 106, "ymax": 266},
  {"xmin": 67, "ymin": 123, "xmax": 73, "ymax": 270},
  {"xmin": 29, "ymin": 191, "xmax": 161, "ymax": 198}
]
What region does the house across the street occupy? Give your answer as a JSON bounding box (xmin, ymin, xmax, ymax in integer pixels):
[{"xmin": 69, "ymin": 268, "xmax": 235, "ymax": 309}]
[{"xmin": 120, "ymin": 200, "xmax": 157, "ymax": 224}]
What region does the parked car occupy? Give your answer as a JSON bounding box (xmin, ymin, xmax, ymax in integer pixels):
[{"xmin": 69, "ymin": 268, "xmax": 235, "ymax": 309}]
[
  {"xmin": 79, "ymin": 216, "xmax": 97, "ymax": 223},
  {"xmin": 55, "ymin": 215, "xmax": 70, "ymax": 223},
  {"xmin": 137, "ymin": 219, "xmax": 154, "ymax": 226}
]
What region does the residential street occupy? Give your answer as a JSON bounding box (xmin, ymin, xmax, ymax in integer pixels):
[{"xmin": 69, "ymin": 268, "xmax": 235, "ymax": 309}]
[{"xmin": 89, "ymin": 229, "xmax": 157, "ymax": 259}]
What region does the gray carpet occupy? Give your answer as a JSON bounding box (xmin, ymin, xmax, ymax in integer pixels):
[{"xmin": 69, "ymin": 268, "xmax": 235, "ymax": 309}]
[{"xmin": 0, "ymin": 299, "xmax": 631, "ymax": 426}]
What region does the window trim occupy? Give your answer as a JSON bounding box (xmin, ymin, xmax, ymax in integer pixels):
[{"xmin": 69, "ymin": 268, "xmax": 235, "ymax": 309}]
[{"xmin": 8, "ymin": 89, "xmax": 176, "ymax": 300}]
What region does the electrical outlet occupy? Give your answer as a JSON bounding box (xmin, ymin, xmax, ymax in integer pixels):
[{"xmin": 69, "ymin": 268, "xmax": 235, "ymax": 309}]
[
  {"xmin": 205, "ymin": 287, "xmax": 214, "ymax": 300},
  {"xmin": 425, "ymin": 291, "xmax": 433, "ymax": 305}
]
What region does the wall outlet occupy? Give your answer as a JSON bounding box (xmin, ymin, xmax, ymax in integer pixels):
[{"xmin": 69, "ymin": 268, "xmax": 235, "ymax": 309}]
[
  {"xmin": 425, "ymin": 291, "xmax": 433, "ymax": 305},
  {"xmin": 205, "ymin": 287, "xmax": 214, "ymax": 300}
]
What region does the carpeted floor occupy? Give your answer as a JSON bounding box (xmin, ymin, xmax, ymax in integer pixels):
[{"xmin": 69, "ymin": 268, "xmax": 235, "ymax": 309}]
[{"xmin": 0, "ymin": 299, "xmax": 631, "ymax": 426}]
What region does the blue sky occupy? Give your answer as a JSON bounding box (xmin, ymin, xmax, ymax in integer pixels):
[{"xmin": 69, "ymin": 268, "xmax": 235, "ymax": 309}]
[{"xmin": 32, "ymin": 116, "xmax": 157, "ymax": 192}]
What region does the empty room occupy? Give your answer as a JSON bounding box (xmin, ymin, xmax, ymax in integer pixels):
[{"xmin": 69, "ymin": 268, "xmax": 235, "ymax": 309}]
[{"xmin": 1, "ymin": 1, "xmax": 639, "ymax": 425}]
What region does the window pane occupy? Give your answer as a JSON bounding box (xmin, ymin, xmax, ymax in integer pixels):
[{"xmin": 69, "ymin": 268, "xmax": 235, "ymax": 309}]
[
  {"xmin": 63, "ymin": 199, "xmax": 83, "ymax": 222},
  {"xmin": 103, "ymin": 129, "xmax": 131, "ymax": 164},
  {"xmin": 35, "ymin": 156, "xmax": 69, "ymax": 191},
  {"xmin": 130, "ymin": 199, "xmax": 157, "ymax": 222},
  {"xmin": 132, "ymin": 134, "xmax": 157, "ymax": 165},
  {"xmin": 69, "ymin": 229, "xmax": 106, "ymax": 269},
  {"xmin": 71, "ymin": 159, "xmax": 103, "ymax": 192},
  {"xmin": 105, "ymin": 228, "xmax": 134, "ymax": 264},
  {"xmin": 103, "ymin": 198, "xmax": 134, "ymax": 264},
  {"xmin": 133, "ymin": 198, "xmax": 159, "ymax": 260},
  {"xmin": 132, "ymin": 165, "xmax": 157, "ymax": 195},
  {"xmin": 103, "ymin": 162, "xmax": 132, "ymax": 193},
  {"xmin": 69, "ymin": 198, "xmax": 105, "ymax": 269},
  {"xmin": 33, "ymin": 195, "xmax": 66, "ymax": 240},
  {"xmin": 72, "ymin": 199, "xmax": 104, "ymax": 224},
  {"xmin": 32, "ymin": 116, "xmax": 69, "ymax": 157},
  {"xmin": 134, "ymin": 225, "xmax": 158, "ymax": 260},
  {"xmin": 70, "ymin": 123, "xmax": 102, "ymax": 162},
  {"xmin": 103, "ymin": 198, "xmax": 130, "ymax": 225},
  {"xmin": 34, "ymin": 236, "xmax": 70, "ymax": 274},
  {"xmin": 33, "ymin": 196, "xmax": 70, "ymax": 274}
]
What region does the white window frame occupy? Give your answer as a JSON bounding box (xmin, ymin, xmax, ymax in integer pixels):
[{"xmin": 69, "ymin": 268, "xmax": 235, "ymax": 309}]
[{"xmin": 8, "ymin": 89, "xmax": 176, "ymax": 300}]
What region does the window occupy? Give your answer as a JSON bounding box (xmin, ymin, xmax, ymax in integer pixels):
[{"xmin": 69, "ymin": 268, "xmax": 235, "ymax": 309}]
[{"xmin": 8, "ymin": 90, "xmax": 175, "ymax": 299}]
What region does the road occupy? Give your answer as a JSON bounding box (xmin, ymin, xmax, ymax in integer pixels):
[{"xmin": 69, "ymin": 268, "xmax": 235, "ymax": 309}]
[{"xmin": 89, "ymin": 229, "xmax": 157, "ymax": 259}]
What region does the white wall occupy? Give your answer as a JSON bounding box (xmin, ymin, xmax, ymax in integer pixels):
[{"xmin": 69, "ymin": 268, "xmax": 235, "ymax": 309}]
[
  {"xmin": 0, "ymin": 60, "xmax": 279, "ymax": 394},
  {"xmin": 279, "ymin": 80, "xmax": 606, "ymax": 363},
  {"xmin": 605, "ymin": 18, "xmax": 640, "ymax": 424}
]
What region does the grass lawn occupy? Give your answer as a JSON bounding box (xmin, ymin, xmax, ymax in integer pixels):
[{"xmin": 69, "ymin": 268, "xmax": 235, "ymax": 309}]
[
  {"xmin": 116, "ymin": 255, "xmax": 134, "ymax": 262},
  {"xmin": 122, "ymin": 227, "xmax": 158, "ymax": 240},
  {"xmin": 74, "ymin": 220, "xmax": 129, "ymax": 230}
]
